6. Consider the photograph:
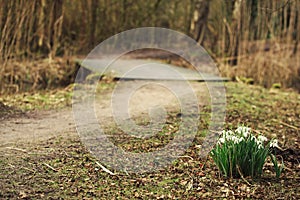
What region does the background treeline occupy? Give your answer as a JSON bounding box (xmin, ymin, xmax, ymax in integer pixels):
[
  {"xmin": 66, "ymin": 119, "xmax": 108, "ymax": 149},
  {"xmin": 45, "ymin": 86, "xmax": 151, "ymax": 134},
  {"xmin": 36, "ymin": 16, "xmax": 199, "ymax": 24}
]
[{"xmin": 0, "ymin": 0, "xmax": 299, "ymax": 92}]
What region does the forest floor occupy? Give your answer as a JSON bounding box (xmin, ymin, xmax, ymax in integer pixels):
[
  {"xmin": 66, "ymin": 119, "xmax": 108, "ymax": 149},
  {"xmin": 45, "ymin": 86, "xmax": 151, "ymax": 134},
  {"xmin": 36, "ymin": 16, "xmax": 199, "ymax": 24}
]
[{"xmin": 0, "ymin": 81, "xmax": 299, "ymax": 199}]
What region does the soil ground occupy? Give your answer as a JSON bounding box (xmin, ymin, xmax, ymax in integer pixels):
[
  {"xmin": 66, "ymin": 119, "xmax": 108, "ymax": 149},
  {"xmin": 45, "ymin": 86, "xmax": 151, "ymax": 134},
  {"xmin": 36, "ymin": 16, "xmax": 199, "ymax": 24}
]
[
  {"xmin": 0, "ymin": 81, "xmax": 208, "ymax": 146},
  {"xmin": 0, "ymin": 81, "xmax": 299, "ymax": 199}
]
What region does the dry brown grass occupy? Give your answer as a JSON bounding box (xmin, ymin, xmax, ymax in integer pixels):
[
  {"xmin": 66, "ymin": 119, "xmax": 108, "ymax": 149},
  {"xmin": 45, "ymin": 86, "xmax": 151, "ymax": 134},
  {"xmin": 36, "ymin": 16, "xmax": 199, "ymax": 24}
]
[
  {"xmin": 1, "ymin": 42, "xmax": 299, "ymax": 95},
  {"xmin": 219, "ymin": 42, "xmax": 300, "ymax": 92},
  {"xmin": 0, "ymin": 58, "xmax": 78, "ymax": 94}
]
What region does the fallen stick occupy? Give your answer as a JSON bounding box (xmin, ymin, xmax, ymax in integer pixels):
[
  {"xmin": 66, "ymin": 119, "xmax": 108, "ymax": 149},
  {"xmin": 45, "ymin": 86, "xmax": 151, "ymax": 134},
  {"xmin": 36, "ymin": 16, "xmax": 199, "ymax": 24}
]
[
  {"xmin": 272, "ymin": 119, "xmax": 299, "ymax": 130},
  {"xmin": 6, "ymin": 147, "xmax": 27, "ymax": 152},
  {"xmin": 95, "ymin": 161, "xmax": 115, "ymax": 175},
  {"xmin": 43, "ymin": 163, "xmax": 57, "ymax": 172},
  {"xmin": 237, "ymin": 165, "xmax": 252, "ymax": 186}
]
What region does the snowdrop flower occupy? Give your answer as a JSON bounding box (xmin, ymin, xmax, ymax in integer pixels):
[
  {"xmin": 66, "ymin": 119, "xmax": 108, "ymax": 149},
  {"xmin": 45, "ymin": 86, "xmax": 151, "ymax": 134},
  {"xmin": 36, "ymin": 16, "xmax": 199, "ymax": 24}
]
[
  {"xmin": 235, "ymin": 126, "xmax": 250, "ymax": 138},
  {"xmin": 226, "ymin": 134, "xmax": 233, "ymax": 141},
  {"xmin": 227, "ymin": 130, "xmax": 234, "ymax": 135},
  {"xmin": 218, "ymin": 137, "xmax": 225, "ymax": 144},
  {"xmin": 235, "ymin": 126, "xmax": 243, "ymax": 133},
  {"xmin": 211, "ymin": 127, "xmax": 283, "ymax": 179},
  {"xmin": 242, "ymin": 128, "xmax": 250, "ymax": 138},
  {"xmin": 270, "ymin": 139, "xmax": 278, "ymax": 148},
  {"xmin": 237, "ymin": 126, "xmax": 250, "ymax": 133},
  {"xmin": 258, "ymin": 135, "xmax": 268, "ymax": 142},
  {"xmin": 250, "ymin": 135, "xmax": 257, "ymax": 142},
  {"xmin": 220, "ymin": 130, "xmax": 226, "ymax": 136},
  {"xmin": 238, "ymin": 137, "xmax": 244, "ymax": 143},
  {"xmin": 231, "ymin": 136, "xmax": 240, "ymax": 144}
]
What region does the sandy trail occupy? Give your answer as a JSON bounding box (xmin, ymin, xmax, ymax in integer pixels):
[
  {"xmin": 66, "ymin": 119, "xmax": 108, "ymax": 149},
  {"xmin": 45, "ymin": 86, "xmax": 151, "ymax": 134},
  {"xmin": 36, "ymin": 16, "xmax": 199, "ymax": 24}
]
[{"xmin": 0, "ymin": 81, "xmax": 209, "ymax": 147}]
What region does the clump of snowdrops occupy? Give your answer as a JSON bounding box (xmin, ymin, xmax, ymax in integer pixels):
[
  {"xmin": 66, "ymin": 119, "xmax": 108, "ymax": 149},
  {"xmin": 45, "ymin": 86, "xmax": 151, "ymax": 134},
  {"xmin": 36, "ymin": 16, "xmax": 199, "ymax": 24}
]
[{"xmin": 210, "ymin": 126, "xmax": 284, "ymax": 178}]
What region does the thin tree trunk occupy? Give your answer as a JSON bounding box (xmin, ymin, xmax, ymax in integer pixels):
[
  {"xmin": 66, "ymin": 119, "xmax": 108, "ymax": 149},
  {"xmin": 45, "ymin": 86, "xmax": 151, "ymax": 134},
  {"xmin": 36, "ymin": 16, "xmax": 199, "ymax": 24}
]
[
  {"xmin": 230, "ymin": 0, "xmax": 241, "ymax": 66},
  {"xmin": 195, "ymin": 0, "xmax": 210, "ymax": 45},
  {"xmin": 90, "ymin": 0, "xmax": 98, "ymax": 48},
  {"xmin": 293, "ymin": 0, "xmax": 300, "ymax": 55}
]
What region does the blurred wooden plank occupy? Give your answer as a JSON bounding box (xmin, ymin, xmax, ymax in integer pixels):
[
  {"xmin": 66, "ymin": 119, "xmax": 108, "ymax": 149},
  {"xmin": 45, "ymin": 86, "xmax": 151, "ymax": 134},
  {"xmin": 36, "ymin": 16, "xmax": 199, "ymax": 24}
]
[{"xmin": 76, "ymin": 59, "xmax": 230, "ymax": 82}]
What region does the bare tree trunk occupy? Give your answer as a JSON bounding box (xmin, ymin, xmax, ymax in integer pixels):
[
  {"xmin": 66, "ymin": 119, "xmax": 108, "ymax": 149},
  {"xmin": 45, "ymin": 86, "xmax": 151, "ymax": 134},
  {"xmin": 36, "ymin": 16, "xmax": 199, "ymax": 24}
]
[
  {"xmin": 195, "ymin": 0, "xmax": 210, "ymax": 45},
  {"xmin": 293, "ymin": 0, "xmax": 300, "ymax": 55},
  {"xmin": 230, "ymin": 0, "xmax": 241, "ymax": 66},
  {"xmin": 248, "ymin": 0, "xmax": 258, "ymax": 40},
  {"xmin": 47, "ymin": 0, "xmax": 63, "ymax": 61},
  {"xmin": 38, "ymin": 0, "xmax": 45, "ymax": 49},
  {"xmin": 287, "ymin": 1, "xmax": 296, "ymax": 44},
  {"xmin": 90, "ymin": 0, "xmax": 98, "ymax": 48},
  {"xmin": 186, "ymin": 0, "xmax": 195, "ymax": 35}
]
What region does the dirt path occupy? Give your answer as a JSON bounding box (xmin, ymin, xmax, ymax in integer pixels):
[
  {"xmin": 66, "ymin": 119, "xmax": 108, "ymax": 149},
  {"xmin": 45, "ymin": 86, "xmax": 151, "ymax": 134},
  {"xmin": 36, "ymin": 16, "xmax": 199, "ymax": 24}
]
[
  {"xmin": 0, "ymin": 109, "xmax": 76, "ymax": 147},
  {"xmin": 0, "ymin": 81, "xmax": 209, "ymax": 148}
]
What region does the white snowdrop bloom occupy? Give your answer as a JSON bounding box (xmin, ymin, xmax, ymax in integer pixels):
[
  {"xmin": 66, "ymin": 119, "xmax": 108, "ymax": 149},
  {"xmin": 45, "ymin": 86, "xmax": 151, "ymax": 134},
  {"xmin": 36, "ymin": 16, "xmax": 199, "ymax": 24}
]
[
  {"xmin": 220, "ymin": 130, "xmax": 226, "ymax": 136},
  {"xmin": 225, "ymin": 130, "xmax": 234, "ymax": 139},
  {"xmin": 238, "ymin": 137, "xmax": 244, "ymax": 143},
  {"xmin": 226, "ymin": 134, "xmax": 233, "ymax": 141},
  {"xmin": 231, "ymin": 136, "xmax": 239, "ymax": 144},
  {"xmin": 270, "ymin": 139, "xmax": 278, "ymax": 148},
  {"xmin": 236, "ymin": 126, "xmax": 250, "ymax": 137},
  {"xmin": 242, "ymin": 128, "xmax": 250, "ymax": 138},
  {"xmin": 219, "ymin": 137, "xmax": 225, "ymax": 144},
  {"xmin": 235, "ymin": 126, "xmax": 243, "ymax": 133},
  {"xmin": 258, "ymin": 135, "xmax": 268, "ymax": 142},
  {"xmin": 258, "ymin": 144, "xmax": 263, "ymax": 149},
  {"xmin": 256, "ymin": 140, "xmax": 263, "ymax": 146},
  {"xmin": 250, "ymin": 135, "xmax": 259, "ymax": 144}
]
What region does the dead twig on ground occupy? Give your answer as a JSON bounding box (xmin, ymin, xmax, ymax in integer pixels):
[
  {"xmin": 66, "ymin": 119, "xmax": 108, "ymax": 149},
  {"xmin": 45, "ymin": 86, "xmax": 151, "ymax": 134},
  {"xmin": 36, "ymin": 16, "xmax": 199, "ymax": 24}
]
[
  {"xmin": 272, "ymin": 119, "xmax": 299, "ymax": 130},
  {"xmin": 95, "ymin": 161, "xmax": 115, "ymax": 175},
  {"xmin": 6, "ymin": 147, "xmax": 27, "ymax": 152},
  {"xmin": 237, "ymin": 165, "xmax": 252, "ymax": 186},
  {"xmin": 43, "ymin": 163, "xmax": 57, "ymax": 172}
]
